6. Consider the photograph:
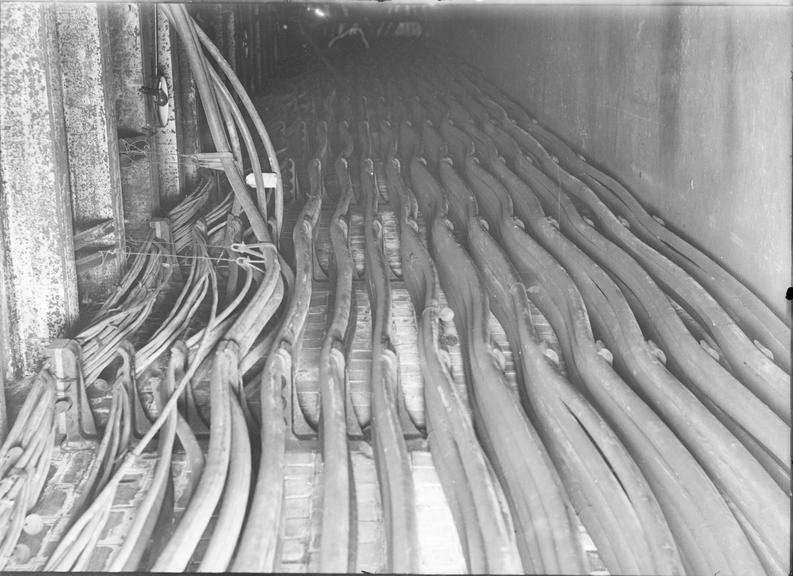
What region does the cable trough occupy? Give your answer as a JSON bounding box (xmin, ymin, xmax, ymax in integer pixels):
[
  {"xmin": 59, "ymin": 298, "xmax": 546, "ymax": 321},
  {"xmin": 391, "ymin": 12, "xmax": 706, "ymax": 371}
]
[{"xmin": 1, "ymin": 29, "xmax": 788, "ymax": 576}]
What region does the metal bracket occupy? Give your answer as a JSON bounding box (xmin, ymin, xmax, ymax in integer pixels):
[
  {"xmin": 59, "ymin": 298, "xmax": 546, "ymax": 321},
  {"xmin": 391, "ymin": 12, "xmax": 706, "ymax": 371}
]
[
  {"xmin": 268, "ymin": 349, "xmax": 301, "ymax": 448},
  {"xmin": 47, "ymin": 340, "xmax": 97, "ymax": 449},
  {"xmin": 189, "ymin": 151, "xmax": 234, "ymax": 171},
  {"xmin": 230, "ymin": 241, "xmax": 279, "ymax": 275},
  {"xmin": 139, "ymin": 74, "xmax": 169, "ymax": 128},
  {"xmin": 183, "ymin": 379, "xmax": 210, "ymax": 438},
  {"xmin": 175, "ymin": 361, "xmax": 209, "ymax": 438},
  {"xmin": 291, "ymin": 381, "xmax": 316, "ymax": 439},
  {"xmin": 115, "ymin": 343, "xmax": 152, "ymax": 440},
  {"xmin": 139, "ymin": 85, "xmax": 167, "ymax": 107},
  {"xmin": 383, "ymin": 348, "xmax": 422, "ymax": 440},
  {"xmin": 291, "ymin": 328, "xmax": 319, "ymax": 440},
  {"xmin": 312, "ymin": 242, "xmax": 329, "ymax": 281},
  {"xmin": 150, "ymin": 217, "xmax": 182, "ymax": 281},
  {"xmin": 343, "ymin": 350, "xmax": 365, "ymax": 439},
  {"xmin": 280, "ymin": 158, "xmax": 298, "ymax": 205}
]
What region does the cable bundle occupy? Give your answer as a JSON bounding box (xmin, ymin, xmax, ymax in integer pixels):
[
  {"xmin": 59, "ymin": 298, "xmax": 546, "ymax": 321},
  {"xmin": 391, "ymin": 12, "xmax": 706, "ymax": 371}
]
[
  {"xmin": 7, "ymin": 27, "xmax": 787, "ymax": 576},
  {"xmin": 77, "ymin": 232, "xmax": 172, "ymax": 384},
  {"xmin": 391, "ymin": 156, "xmax": 522, "ymax": 574},
  {"xmin": 168, "ymin": 180, "xmax": 213, "ymax": 254},
  {"xmin": 408, "ymin": 50, "xmax": 789, "ymax": 575},
  {"xmin": 0, "ymin": 374, "xmax": 56, "ymax": 570}
]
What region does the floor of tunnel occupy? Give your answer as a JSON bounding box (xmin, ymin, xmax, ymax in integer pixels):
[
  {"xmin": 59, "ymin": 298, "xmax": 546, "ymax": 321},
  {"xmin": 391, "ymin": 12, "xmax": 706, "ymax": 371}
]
[{"xmin": 8, "ymin": 447, "xmax": 608, "ymax": 574}]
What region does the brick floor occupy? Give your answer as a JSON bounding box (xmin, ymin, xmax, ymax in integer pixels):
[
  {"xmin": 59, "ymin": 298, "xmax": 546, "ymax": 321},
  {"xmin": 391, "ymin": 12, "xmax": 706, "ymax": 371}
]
[
  {"xmin": 277, "ymin": 450, "xmax": 320, "ymax": 573},
  {"xmin": 412, "ymin": 451, "xmax": 467, "ymax": 574},
  {"xmin": 9, "ymin": 429, "xmax": 608, "ymax": 574}
]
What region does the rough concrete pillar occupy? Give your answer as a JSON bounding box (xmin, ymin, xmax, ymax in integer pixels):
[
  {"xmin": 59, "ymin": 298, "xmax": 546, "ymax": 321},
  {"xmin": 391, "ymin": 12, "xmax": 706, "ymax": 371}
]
[
  {"xmin": 242, "ymin": 5, "xmax": 257, "ymax": 91},
  {"xmin": 171, "ymin": 11, "xmax": 201, "ymax": 198},
  {"xmin": 105, "ymin": 3, "xmax": 160, "ymax": 242},
  {"xmin": 266, "ymin": 8, "xmax": 278, "ymax": 79},
  {"xmin": 236, "ymin": 5, "xmax": 251, "ymax": 90},
  {"xmin": 253, "ymin": 5, "xmax": 263, "ymax": 94},
  {"xmin": 55, "ymin": 4, "xmax": 125, "ymax": 307},
  {"xmin": 223, "ymin": 7, "xmax": 238, "ymax": 72},
  {"xmin": 151, "ymin": 5, "xmax": 183, "ymax": 210},
  {"xmin": 0, "ymin": 4, "xmax": 80, "ymax": 386}
]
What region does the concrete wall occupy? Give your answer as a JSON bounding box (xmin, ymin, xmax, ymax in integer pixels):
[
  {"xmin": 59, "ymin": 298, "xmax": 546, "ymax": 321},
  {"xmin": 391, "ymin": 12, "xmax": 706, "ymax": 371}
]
[
  {"xmin": 0, "ymin": 3, "xmax": 80, "ymax": 384},
  {"xmin": 430, "ymin": 5, "xmax": 791, "ymax": 319},
  {"xmin": 0, "ymin": 3, "xmax": 204, "ymax": 388}
]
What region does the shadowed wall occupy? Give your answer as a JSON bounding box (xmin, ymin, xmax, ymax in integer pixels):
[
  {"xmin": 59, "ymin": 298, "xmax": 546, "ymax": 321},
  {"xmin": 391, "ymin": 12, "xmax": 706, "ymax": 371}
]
[{"xmin": 431, "ymin": 5, "xmax": 791, "ymax": 320}]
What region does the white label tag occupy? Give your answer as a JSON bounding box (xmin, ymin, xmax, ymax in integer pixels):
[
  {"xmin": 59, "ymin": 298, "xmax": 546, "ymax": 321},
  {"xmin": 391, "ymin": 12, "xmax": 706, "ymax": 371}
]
[{"xmin": 246, "ymin": 172, "xmax": 278, "ymax": 188}]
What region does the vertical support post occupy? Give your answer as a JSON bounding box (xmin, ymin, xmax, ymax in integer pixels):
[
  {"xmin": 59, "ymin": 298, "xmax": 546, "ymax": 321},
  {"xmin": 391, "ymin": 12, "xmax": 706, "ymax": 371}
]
[
  {"xmin": 208, "ymin": 5, "xmax": 227, "ymax": 70},
  {"xmin": 239, "ymin": 5, "xmax": 251, "ymax": 90},
  {"xmin": 266, "ymin": 8, "xmax": 277, "ymax": 79},
  {"xmin": 246, "ymin": 6, "xmax": 257, "ymax": 92},
  {"xmin": 253, "ymin": 5, "xmax": 262, "ymax": 94},
  {"xmin": 152, "ymin": 5, "xmax": 183, "ymax": 211},
  {"xmin": 171, "ymin": 8, "xmax": 201, "ymax": 196},
  {"xmin": 48, "ymin": 339, "xmax": 96, "ymax": 448},
  {"xmin": 150, "ymin": 217, "xmax": 182, "ymax": 281},
  {"xmin": 223, "ymin": 6, "xmax": 237, "ymax": 73},
  {"xmin": 0, "ymin": 4, "xmax": 80, "ymax": 390},
  {"xmin": 271, "ymin": 8, "xmax": 280, "ymax": 79},
  {"xmin": 55, "ymin": 4, "xmax": 126, "ymax": 307},
  {"xmin": 105, "ymin": 3, "xmax": 160, "ymax": 242}
]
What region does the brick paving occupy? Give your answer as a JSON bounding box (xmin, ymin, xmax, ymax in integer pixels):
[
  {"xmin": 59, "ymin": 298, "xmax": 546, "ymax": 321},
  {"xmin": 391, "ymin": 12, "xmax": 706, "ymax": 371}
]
[{"xmin": 8, "ymin": 436, "xmax": 608, "ymax": 574}]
